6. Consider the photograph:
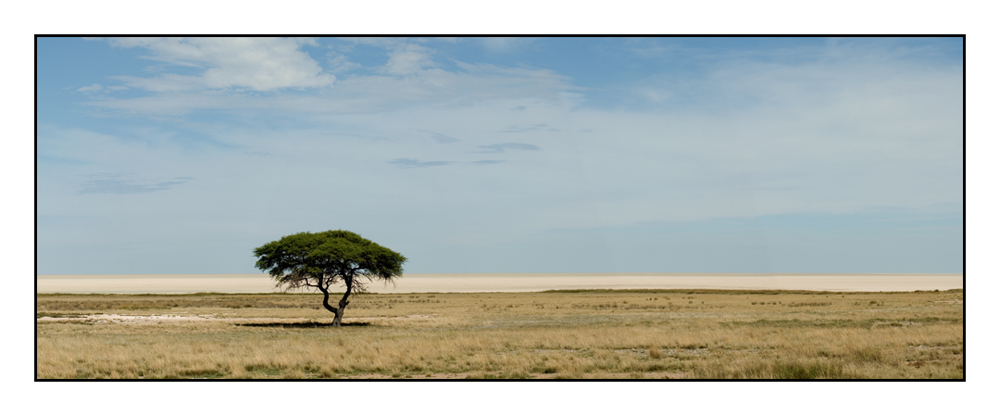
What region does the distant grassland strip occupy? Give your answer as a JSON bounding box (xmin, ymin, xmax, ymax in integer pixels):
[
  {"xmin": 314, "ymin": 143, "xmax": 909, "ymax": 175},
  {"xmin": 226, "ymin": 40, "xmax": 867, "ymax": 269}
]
[{"xmin": 36, "ymin": 289, "xmax": 963, "ymax": 379}]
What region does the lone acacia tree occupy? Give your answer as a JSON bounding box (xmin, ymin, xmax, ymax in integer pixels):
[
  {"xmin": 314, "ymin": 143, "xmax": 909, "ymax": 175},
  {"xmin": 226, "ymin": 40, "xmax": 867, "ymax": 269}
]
[{"xmin": 253, "ymin": 230, "xmax": 406, "ymax": 326}]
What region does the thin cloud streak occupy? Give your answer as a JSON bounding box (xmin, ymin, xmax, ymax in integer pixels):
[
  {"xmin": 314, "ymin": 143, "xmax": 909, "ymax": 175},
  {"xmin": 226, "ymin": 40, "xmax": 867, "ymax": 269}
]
[
  {"xmin": 501, "ymin": 124, "xmax": 559, "ymax": 133},
  {"xmin": 79, "ymin": 174, "xmax": 192, "ymax": 194},
  {"xmin": 476, "ymin": 143, "xmax": 541, "ymax": 153},
  {"xmin": 389, "ymin": 158, "xmax": 452, "ymax": 168},
  {"xmin": 419, "ymin": 130, "xmax": 460, "ymax": 143}
]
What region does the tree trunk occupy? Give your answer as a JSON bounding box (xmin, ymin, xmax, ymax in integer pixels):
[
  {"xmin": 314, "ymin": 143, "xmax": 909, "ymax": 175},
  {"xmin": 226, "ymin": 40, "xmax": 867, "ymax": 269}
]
[
  {"xmin": 332, "ymin": 299, "xmax": 348, "ymax": 326},
  {"xmin": 330, "ymin": 278, "xmax": 353, "ymax": 327}
]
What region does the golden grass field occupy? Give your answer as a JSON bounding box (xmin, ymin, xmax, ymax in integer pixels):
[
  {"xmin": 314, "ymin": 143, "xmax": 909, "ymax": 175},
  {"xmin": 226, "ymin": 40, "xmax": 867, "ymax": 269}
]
[{"xmin": 36, "ymin": 289, "xmax": 964, "ymax": 379}]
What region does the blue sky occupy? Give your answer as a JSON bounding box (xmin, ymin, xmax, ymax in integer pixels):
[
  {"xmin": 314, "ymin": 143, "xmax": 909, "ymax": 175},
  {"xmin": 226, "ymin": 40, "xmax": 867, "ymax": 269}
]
[{"xmin": 36, "ymin": 37, "xmax": 963, "ymax": 274}]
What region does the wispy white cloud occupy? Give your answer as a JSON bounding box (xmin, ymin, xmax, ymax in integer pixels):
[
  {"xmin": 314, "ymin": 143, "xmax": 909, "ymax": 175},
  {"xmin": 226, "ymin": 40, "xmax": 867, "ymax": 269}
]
[
  {"xmin": 85, "ymin": 58, "xmax": 577, "ymax": 117},
  {"xmin": 108, "ymin": 37, "xmax": 335, "ymax": 91},
  {"xmin": 77, "ymin": 83, "xmax": 103, "ymax": 93},
  {"xmin": 326, "ymin": 52, "xmax": 362, "ymax": 74},
  {"xmin": 480, "ymin": 37, "xmax": 534, "ymax": 52},
  {"xmin": 382, "ymin": 43, "xmax": 436, "ymax": 75}
]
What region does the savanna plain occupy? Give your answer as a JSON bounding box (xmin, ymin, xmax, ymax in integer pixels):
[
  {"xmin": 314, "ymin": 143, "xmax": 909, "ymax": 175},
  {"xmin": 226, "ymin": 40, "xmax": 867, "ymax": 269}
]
[{"xmin": 36, "ymin": 289, "xmax": 964, "ymax": 379}]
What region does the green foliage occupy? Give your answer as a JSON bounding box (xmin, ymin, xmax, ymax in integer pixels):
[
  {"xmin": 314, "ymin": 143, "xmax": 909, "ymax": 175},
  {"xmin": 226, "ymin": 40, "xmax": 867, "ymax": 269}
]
[{"xmin": 253, "ymin": 230, "xmax": 406, "ymax": 292}]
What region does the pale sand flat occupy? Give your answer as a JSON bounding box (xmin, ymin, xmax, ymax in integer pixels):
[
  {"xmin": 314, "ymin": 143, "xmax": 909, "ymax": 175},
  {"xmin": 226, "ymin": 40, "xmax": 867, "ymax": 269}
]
[{"xmin": 36, "ymin": 273, "xmax": 963, "ymax": 294}]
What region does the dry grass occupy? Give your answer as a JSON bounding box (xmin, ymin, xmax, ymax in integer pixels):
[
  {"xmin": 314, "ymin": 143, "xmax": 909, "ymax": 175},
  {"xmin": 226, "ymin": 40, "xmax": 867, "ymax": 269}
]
[{"xmin": 36, "ymin": 289, "xmax": 963, "ymax": 379}]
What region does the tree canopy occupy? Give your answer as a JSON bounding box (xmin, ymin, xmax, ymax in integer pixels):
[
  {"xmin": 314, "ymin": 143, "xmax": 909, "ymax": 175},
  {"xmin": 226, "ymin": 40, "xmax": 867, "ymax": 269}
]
[{"xmin": 253, "ymin": 230, "xmax": 406, "ymax": 326}]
